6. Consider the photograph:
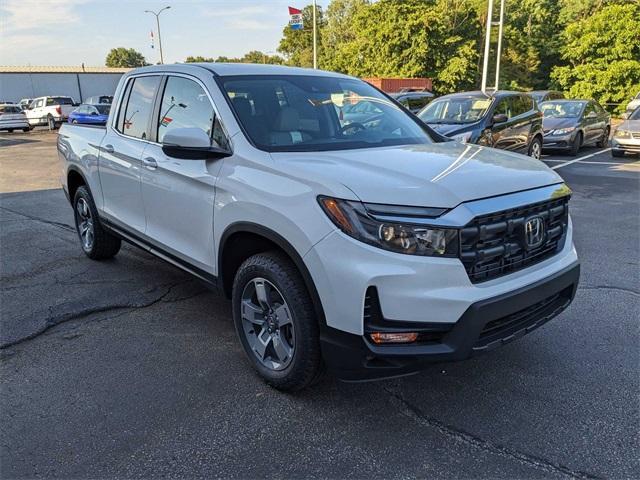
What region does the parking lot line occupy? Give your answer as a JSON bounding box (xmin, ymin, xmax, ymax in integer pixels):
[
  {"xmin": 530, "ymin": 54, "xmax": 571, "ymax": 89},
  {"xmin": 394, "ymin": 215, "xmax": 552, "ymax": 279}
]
[
  {"xmin": 551, "ymin": 148, "xmax": 612, "ymax": 170},
  {"xmin": 543, "ymin": 158, "xmax": 634, "ymax": 166}
]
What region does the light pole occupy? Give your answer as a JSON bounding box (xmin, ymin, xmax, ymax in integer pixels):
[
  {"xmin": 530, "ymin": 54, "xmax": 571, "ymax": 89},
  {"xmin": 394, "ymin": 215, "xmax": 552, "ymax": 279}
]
[{"xmin": 145, "ymin": 6, "xmax": 171, "ymax": 64}]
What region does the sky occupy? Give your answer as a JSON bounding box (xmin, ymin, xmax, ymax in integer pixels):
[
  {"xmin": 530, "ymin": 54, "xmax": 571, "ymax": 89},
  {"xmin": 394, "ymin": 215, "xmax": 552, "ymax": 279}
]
[{"xmin": 0, "ymin": 0, "xmax": 330, "ymax": 66}]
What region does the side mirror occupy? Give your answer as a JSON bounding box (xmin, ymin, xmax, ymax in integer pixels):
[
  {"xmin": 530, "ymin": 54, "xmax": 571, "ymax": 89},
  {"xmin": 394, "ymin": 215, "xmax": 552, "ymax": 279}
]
[
  {"xmin": 586, "ymin": 111, "xmax": 597, "ymax": 119},
  {"xmin": 492, "ymin": 113, "xmax": 508, "ymax": 124},
  {"xmin": 161, "ymin": 127, "xmax": 231, "ymax": 160}
]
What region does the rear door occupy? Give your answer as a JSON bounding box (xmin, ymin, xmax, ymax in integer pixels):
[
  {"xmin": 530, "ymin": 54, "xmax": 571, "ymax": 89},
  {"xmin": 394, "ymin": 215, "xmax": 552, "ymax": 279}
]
[
  {"xmin": 98, "ymin": 74, "xmax": 161, "ymax": 234},
  {"xmin": 139, "ymin": 74, "xmax": 229, "ymax": 272},
  {"xmin": 582, "ymin": 102, "xmax": 603, "ymax": 143}
]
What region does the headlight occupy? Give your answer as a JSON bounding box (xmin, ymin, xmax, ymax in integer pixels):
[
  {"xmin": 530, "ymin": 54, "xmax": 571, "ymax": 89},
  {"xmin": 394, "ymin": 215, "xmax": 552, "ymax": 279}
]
[
  {"xmin": 451, "ymin": 132, "xmax": 472, "ymax": 143},
  {"xmin": 614, "ymin": 129, "xmax": 631, "ymax": 138},
  {"xmin": 552, "ymin": 127, "xmax": 575, "ymax": 135},
  {"xmin": 318, "ymin": 196, "xmax": 458, "ymax": 256}
]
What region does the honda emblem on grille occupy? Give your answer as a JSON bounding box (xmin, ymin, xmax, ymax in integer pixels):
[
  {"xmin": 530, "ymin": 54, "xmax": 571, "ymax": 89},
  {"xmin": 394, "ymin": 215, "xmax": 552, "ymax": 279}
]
[{"xmin": 524, "ymin": 216, "xmax": 545, "ymax": 249}]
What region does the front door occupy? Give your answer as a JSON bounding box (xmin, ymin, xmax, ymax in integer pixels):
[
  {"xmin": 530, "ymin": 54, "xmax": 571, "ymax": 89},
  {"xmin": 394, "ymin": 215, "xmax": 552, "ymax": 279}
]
[
  {"xmin": 98, "ymin": 75, "xmax": 161, "ymax": 234},
  {"xmin": 490, "ymin": 97, "xmax": 519, "ymax": 151},
  {"xmin": 140, "ymin": 75, "xmax": 228, "ymax": 273}
]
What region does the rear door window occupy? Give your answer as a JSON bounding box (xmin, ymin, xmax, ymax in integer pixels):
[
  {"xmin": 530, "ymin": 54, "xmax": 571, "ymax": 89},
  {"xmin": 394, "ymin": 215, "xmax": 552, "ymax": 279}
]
[{"xmin": 119, "ymin": 76, "xmax": 161, "ymax": 140}]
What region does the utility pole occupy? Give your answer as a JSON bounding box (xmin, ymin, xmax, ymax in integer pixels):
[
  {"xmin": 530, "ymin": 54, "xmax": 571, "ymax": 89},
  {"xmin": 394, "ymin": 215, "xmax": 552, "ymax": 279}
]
[
  {"xmin": 145, "ymin": 6, "xmax": 171, "ymax": 64},
  {"xmin": 480, "ymin": 0, "xmax": 494, "ymax": 93},
  {"xmin": 494, "ymin": 0, "xmax": 506, "ymax": 90},
  {"xmin": 312, "ymin": 0, "xmax": 317, "ymax": 69},
  {"xmin": 481, "ymin": 0, "xmax": 506, "ymax": 93}
]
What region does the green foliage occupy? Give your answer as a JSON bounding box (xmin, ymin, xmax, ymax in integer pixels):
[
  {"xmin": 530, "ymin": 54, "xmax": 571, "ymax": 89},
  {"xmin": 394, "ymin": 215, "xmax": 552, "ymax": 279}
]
[
  {"xmin": 105, "ymin": 48, "xmax": 148, "ymax": 68},
  {"xmin": 551, "ymin": 2, "xmax": 640, "ymax": 113},
  {"xmin": 185, "ymin": 52, "xmax": 284, "ymax": 65}
]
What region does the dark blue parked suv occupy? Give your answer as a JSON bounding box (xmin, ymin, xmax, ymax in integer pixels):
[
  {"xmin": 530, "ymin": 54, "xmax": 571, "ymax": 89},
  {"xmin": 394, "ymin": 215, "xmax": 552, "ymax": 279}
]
[{"xmin": 417, "ymin": 90, "xmax": 544, "ymax": 159}]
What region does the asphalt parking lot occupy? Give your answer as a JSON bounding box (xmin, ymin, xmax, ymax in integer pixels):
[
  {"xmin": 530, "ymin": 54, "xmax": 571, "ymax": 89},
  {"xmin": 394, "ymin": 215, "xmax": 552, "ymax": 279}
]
[{"xmin": 1, "ymin": 131, "xmax": 638, "ymax": 479}]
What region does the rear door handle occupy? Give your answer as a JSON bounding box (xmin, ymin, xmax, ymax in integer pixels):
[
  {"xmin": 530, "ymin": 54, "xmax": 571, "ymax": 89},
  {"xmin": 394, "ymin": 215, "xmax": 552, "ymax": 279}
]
[
  {"xmin": 103, "ymin": 144, "xmax": 114, "ymax": 154},
  {"xmin": 142, "ymin": 157, "xmax": 158, "ymax": 170}
]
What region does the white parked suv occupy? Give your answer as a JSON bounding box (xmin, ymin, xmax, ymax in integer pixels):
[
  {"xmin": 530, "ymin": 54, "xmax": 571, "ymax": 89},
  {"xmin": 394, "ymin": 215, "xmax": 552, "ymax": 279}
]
[{"xmin": 58, "ymin": 64, "xmax": 580, "ymax": 390}]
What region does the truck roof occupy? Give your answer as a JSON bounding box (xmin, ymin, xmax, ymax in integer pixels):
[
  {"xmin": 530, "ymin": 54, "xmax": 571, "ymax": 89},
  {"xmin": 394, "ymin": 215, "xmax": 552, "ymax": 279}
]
[{"xmin": 124, "ymin": 62, "xmax": 353, "ymax": 79}]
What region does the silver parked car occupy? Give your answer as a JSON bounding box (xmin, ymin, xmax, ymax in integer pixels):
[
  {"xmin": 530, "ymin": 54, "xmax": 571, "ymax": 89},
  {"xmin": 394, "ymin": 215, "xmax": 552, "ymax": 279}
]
[
  {"xmin": 612, "ymin": 107, "xmax": 640, "ymax": 157},
  {"xmin": 0, "ymin": 104, "xmax": 30, "ymax": 132}
]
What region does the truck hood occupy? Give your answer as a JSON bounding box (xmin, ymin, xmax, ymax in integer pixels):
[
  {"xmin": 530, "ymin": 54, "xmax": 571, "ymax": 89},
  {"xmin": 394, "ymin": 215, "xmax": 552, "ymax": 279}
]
[{"xmin": 271, "ymin": 142, "xmax": 562, "ymax": 208}]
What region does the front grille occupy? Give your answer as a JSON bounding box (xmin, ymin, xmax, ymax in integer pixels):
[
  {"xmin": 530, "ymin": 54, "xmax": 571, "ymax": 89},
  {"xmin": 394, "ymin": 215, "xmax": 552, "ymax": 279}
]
[
  {"xmin": 460, "ymin": 196, "xmax": 569, "ymax": 283},
  {"xmin": 631, "ymin": 132, "xmax": 640, "ymax": 139},
  {"xmin": 474, "ymin": 286, "xmax": 574, "ymax": 350}
]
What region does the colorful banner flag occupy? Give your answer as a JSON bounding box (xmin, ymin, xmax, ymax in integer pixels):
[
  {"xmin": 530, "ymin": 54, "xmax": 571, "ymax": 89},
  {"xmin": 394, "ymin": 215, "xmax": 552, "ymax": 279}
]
[{"xmin": 288, "ymin": 7, "xmax": 303, "ymax": 30}]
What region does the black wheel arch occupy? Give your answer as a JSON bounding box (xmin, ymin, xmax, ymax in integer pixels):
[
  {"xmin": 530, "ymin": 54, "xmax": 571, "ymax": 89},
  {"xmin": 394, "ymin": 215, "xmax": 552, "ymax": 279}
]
[
  {"xmin": 66, "ymin": 167, "xmax": 88, "ymax": 205},
  {"xmin": 218, "ymin": 222, "xmax": 327, "ymax": 327}
]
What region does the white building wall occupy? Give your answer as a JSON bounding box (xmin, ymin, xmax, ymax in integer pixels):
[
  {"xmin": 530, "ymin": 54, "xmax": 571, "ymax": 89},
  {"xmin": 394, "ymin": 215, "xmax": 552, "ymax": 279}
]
[{"xmin": 0, "ymin": 73, "xmax": 124, "ymax": 103}]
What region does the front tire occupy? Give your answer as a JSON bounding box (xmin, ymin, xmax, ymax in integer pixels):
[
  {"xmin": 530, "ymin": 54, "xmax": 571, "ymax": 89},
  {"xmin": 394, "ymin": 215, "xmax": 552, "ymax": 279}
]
[
  {"xmin": 528, "ymin": 136, "xmax": 542, "ymax": 159},
  {"xmin": 232, "ymin": 251, "xmax": 322, "ymax": 391},
  {"xmin": 570, "ymin": 132, "xmax": 582, "ymax": 156},
  {"xmin": 73, "ymin": 186, "xmax": 121, "ymax": 260},
  {"xmin": 612, "ymin": 149, "xmax": 625, "ymax": 158}
]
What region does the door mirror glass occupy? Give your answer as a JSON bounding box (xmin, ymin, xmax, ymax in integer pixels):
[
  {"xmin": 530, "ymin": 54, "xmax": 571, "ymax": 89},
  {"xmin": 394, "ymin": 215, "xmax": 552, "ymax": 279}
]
[
  {"xmin": 492, "ymin": 113, "xmax": 508, "ymax": 124},
  {"xmin": 586, "ymin": 111, "xmax": 597, "ymax": 118},
  {"xmin": 161, "ymin": 127, "xmax": 231, "ymax": 160}
]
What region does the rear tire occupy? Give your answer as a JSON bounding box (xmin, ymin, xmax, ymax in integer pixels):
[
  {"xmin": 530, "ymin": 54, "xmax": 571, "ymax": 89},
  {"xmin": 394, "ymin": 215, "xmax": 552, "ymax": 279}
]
[
  {"xmin": 570, "ymin": 132, "xmax": 582, "ymax": 156},
  {"xmin": 47, "ymin": 116, "xmax": 55, "ymax": 131},
  {"xmin": 596, "ymin": 127, "xmax": 609, "ymax": 148},
  {"xmin": 7, "ymin": 129, "xmax": 13, "ymax": 133},
  {"xmin": 232, "ymin": 251, "xmax": 322, "ymax": 391},
  {"xmin": 22, "ymin": 127, "xmax": 29, "ymax": 132},
  {"xmin": 73, "ymin": 186, "xmax": 121, "ymax": 260}
]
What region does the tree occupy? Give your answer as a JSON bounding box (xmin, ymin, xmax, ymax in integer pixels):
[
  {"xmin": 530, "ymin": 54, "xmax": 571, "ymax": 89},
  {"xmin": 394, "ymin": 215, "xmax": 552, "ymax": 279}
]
[
  {"xmin": 185, "ymin": 51, "xmax": 284, "ymax": 64},
  {"xmin": 105, "ymin": 47, "xmax": 148, "ymax": 68},
  {"xmin": 551, "ymin": 2, "xmax": 640, "ymax": 113},
  {"xmin": 278, "ymin": 4, "xmax": 325, "ymax": 68}
]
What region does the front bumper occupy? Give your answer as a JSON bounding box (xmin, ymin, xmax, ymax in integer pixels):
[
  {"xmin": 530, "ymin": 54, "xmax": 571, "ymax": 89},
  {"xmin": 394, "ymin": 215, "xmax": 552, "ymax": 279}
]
[
  {"xmin": 321, "ymin": 262, "xmax": 580, "ymax": 381},
  {"xmin": 542, "ymin": 132, "xmax": 575, "ymax": 150},
  {"xmin": 612, "ymin": 137, "xmax": 640, "ymax": 154}
]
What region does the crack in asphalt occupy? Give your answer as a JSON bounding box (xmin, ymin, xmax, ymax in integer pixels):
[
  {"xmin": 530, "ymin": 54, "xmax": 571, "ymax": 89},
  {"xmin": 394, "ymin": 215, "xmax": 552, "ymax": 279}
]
[
  {"xmin": 0, "ymin": 205, "xmax": 75, "ymax": 232},
  {"xmin": 381, "ymin": 385, "xmax": 603, "ymax": 480},
  {"xmin": 0, "ymin": 281, "xmax": 208, "ymax": 350},
  {"xmin": 578, "ymin": 284, "xmax": 640, "ymax": 297}
]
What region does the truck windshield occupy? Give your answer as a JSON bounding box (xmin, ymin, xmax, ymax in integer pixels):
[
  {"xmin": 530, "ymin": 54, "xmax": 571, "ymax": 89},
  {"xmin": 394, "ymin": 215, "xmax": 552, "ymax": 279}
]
[
  {"xmin": 220, "ymin": 75, "xmax": 433, "ymax": 152},
  {"xmin": 418, "ymin": 95, "xmax": 492, "ymax": 124}
]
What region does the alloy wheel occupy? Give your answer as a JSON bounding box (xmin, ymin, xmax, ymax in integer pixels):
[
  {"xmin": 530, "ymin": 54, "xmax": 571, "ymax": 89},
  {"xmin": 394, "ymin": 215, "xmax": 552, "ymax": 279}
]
[
  {"xmin": 240, "ymin": 277, "xmax": 295, "ymax": 371},
  {"xmin": 75, "ymin": 197, "xmax": 94, "ymax": 251},
  {"xmin": 530, "ymin": 140, "xmax": 541, "ymax": 159}
]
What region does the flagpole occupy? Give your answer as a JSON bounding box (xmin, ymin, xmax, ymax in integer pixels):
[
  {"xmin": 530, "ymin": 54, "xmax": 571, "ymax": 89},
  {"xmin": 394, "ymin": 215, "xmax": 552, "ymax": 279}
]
[{"xmin": 312, "ymin": 0, "xmax": 317, "ymax": 69}]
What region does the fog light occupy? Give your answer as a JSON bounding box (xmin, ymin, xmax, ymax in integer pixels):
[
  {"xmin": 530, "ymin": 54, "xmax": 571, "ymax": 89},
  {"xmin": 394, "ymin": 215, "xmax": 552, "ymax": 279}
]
[{"xmin": 370, "ymin": 332, "xmax": 418, "ymax": 344}]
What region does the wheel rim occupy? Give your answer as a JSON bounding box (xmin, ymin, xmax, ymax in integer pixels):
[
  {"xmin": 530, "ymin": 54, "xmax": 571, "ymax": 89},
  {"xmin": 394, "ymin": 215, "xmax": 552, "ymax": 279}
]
[
  {"xmin": 75, "ymin": 198, "xmax": 94, "ymax": 251},
  {"xmin": 240, "ymin": 277, "xmax": 295, "ymax": 371},
  {"xmin": 531, "ymin": 140, "xmax": 541, "ymax": 159}
]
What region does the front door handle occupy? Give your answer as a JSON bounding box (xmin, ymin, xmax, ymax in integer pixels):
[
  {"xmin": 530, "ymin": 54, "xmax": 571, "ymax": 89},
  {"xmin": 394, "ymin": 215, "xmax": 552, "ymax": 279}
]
[
  {"xmin": 103, "ymin": 144, "xmax": 114, "ymax": 154},
  {"xmin": 142, "ymin": 157, "xmax": 158, "ymax": 170}
]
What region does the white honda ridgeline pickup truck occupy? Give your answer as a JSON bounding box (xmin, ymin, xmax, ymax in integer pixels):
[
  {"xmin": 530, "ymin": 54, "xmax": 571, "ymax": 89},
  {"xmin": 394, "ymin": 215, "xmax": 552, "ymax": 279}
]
[{"xmin": 58, "ymin": 64, "xmax": 580, "ymax": 391}]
